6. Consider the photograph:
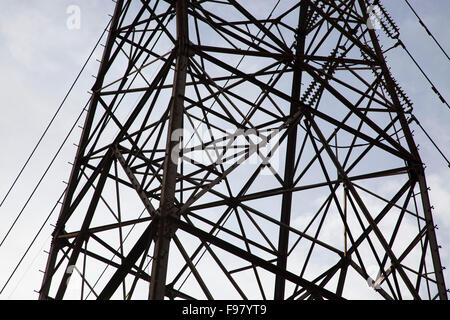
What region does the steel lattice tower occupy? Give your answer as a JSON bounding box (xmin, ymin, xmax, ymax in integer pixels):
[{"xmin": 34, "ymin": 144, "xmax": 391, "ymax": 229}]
[{"xmin": 39, "ymin": 0, "xmax": 447, "ymax": 300}]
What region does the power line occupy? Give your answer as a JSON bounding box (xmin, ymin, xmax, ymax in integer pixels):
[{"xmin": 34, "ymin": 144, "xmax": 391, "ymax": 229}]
[
  {"xmin": 0, "ymin": 189, "xmax": 66, "ymax": 295},
  {"xmin": 0, "ymin": 17, "xmax": 112, "ymax": 296},
  {"xmin": 398, "ymin": 40, "xmax": 449, "ymax": 109},
  {"xmin": 0, "ymin": 98, "xmax": 90, "ymax": 248},
  {"xmin": 403, "ymin": 0, "xmax": 450, "ymax": 61},
  {"xmin": 0, "ymin": 18, "xmax": 112, "ymax": 209},
  {"xmin": 409, "ymin": 115, "xmax": 450, "ymax": 168},
  {"xmin": 379, "ymin": 1, "xmax": 449, "ymax": 169}
]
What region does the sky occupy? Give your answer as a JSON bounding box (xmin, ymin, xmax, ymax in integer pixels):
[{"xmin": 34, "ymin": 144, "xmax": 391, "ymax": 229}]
[{"xmin": 0, "ymin": 0, "xmax": 448, "ymax": 300}]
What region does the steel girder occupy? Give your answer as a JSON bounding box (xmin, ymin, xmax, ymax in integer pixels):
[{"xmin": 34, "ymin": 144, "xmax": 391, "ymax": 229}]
[{"xmin": 39, "ymin": 0, "xmax": 447, "ymax": 300}]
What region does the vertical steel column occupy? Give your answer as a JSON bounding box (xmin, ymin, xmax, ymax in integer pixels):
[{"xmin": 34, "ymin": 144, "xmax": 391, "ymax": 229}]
[
  {"xmin": 149, "ymin": 0, "xmax": 189, "ymax": 300},
  {"xmin": 274, "ymin": 2, "xmax": 308, "ymax": 300}
]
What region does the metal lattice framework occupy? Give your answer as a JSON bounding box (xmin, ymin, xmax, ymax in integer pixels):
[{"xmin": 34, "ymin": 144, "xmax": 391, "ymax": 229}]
[{"xmin": 39, "ymin": 0, "xmax": 447, "ymax": 300}]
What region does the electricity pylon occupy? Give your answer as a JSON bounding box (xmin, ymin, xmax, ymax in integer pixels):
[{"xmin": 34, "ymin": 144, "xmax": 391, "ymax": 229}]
[{"xmin": 39, "ymin": 0, "xmax": 447, "ymax": 300}]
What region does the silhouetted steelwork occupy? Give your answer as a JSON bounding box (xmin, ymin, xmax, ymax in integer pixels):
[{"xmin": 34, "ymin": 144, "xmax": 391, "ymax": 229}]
[{"xmin": 39, "ymin": 0, "xmax": 447, "ymax": 300}]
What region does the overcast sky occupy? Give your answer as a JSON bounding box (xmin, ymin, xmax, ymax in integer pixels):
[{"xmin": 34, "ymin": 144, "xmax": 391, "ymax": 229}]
[{"xmin": 0, "ymin": 0, "xmax": 448, "ymax": 299}]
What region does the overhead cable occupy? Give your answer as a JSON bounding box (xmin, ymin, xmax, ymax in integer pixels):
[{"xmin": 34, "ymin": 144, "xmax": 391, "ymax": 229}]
[
  {"xmin": 404, "ymin": 0, "xmax": 450, "ymax": 61},
  {"xmin": 0, "ymin": 18, "xmax": 112, "ymax": 209}
]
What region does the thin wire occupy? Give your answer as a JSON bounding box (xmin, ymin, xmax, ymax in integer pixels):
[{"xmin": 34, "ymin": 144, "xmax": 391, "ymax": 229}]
[
  {"xmin": 0, "ymin": 98, "xmax": 90, "ymax": 248},
  {"xmin": 0, "ymin": 189, "xmax": 66, "ymax": 295},
  {"xmin": 381, "ymin": 3, "xmax": 449, "ymax": 166},
  {"xmin": 8, "ymin": 235, "xmax": 51, "ymax": 299},
  {"xmin": 410, "ymin": 116, "xmax": 450, "ymax": 167},
  {"xmin": 403, "ymin": 0, "xmax": 450, "ymax": 61},
  {"xmin": 398, "ymin": 40, "xmax": 449, "ymax": 109},
  {"xmin": 0, "ymin": 18, "xmax": 112, "ymax": 209}
]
